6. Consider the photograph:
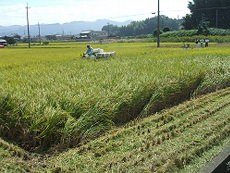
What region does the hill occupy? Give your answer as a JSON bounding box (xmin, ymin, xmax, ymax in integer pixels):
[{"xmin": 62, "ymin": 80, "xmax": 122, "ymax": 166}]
[{"xmin": 0, "ymin": 19, "xmax": 131, "ymax": 36}]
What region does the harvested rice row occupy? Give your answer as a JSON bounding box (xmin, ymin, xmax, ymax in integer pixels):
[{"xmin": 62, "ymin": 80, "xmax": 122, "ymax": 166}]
[
  {"xmin": 0, "ymin": 138, "xmax": 29, "ymax": 160},
  {"xmin": 45, "ymin": 88, "xmax": 230, "ymax": 173}
]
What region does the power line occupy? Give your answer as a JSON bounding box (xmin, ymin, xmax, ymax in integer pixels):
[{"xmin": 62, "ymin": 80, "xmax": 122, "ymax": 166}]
[
  {"xmin": 193, "ymin": 6, "xmax": 230, "ymax": 28},
  {"xmin": 107, "ymin": 10, "xmax": 189, "ymax": 22},
  {"xmin": 193, "ymin": 6, "xmax": 230, "ymax": 11},
  {"xmin": 108, "ymin": 12, "xmax": 153, "ymax": 20}
]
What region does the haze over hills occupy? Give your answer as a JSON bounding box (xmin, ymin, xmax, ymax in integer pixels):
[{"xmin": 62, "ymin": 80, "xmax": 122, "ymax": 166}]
[{"xmin": 0, "ymin": 19, "xmax": 131, "ymax": 37}]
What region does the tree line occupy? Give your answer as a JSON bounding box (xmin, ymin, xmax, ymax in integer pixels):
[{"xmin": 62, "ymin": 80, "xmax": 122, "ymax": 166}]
[
  {"xmin": 102, "ymin": 0, "xmax": 230, "ymax": 37},
  {"xmin": 182, "ymin": 0, "xmax": 230, "ymax": 29},
  {"xmin": 102, "ymin": 16, "xmax": 182, "ymax": 37}
]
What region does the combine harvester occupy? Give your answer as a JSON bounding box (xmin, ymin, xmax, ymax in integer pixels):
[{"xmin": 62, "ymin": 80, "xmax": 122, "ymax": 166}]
[{"xmin": 82, "ymin": 48, "xmax": 116, "ymax": 59}]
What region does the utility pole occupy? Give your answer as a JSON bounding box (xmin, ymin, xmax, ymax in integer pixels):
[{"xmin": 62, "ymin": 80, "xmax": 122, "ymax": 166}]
[
  {"xmin": 26, "ymin": 3, "xmax": 31, "ymax": 48},
  {"xmin": 107, "ymin": 22, "xmax": 110, "ymax": 38},
  {"xmin": 215, "ymin": 9, "xmax": 218, "ymax": 28},
  {"xmin": 38, "ymin": 22, "xmax": 41, "ymax": 44},
  {"xmin": 201, "ymin": 13, "xmax": 205, "ymax": 24},
  {"xmin": 157, "ymin": 0, "xmax": 160, "ymax": 48}
]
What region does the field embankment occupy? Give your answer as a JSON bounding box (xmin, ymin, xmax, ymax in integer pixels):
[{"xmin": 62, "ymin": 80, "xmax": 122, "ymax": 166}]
[
  {"xmin": 160, "ymin": 28, "xmax": 230, "ymax": 43},
  {"xmin": 0, "ymin": 43, "xmax": 230, "ymax": 152}
]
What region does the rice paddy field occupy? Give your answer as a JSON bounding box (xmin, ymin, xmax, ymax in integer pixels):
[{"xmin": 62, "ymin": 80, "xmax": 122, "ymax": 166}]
[{"xmin": 0, "ymin": 42, "xmax": 230, "ymax": 172}]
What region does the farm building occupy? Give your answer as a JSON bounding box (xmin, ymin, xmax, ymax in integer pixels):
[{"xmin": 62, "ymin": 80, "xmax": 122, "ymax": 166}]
[
  {"xmin": 76, "ymin": 30, "xmax": 108, "ymax": 41},
  {"xmin": 44, "ymin": 34, "xmax": 74, "ymax": 41}
]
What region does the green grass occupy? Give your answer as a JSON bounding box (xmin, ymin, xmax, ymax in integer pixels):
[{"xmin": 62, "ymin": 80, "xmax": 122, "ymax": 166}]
[
  {"xmin": 160, "ymin": 28, "xmax": 230, "ymax": 43},
  {"xmin": 0, "ymin": 42, "xmax": 230, "ymax": 152}
]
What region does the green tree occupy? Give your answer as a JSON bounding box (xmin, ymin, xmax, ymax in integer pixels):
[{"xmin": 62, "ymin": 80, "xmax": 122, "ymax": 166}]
[
  {"xmin": 197, "ymin": 22, "xmax": 210, "ymax": 35},
  {"xmin": 102, "ymin": 16, "xmax": 182, "ymax": 37},
  {"xmin": 3, "ymin": 36, "xmax": 16, "ymax": 45},
  {"xmin": 102, "ymin": 24, "xmax": 120, "ymax": 37},
  {"xmin": 163, "ymin": 27, "xmax": 170, "ymax": 32},
  {"xmin": 182, "ymin": 0, "xmax": 230, "ymax": 29},
  {"xmin": 182, "ymin": 14, "xmax": 196, "ymax": 29}
]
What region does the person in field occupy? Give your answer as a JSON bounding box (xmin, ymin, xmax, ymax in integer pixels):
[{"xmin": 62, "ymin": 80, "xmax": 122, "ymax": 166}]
[
  {"xmin": 205, "ymin": 38, "xmax": 209, "ymax": 47},
  {"xmin": 83, "ymin": 45, "xmax": 94, "ymax": 57},
  {"xmin": 200, "ymin": 39, "xmax": 204, "ymax": 48},
  {"xmin": 195, "ymin": 39, "xmax": 199, "ymax": 48}
]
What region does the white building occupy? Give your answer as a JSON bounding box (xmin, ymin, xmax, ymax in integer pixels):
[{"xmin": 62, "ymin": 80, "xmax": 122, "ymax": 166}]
[
  {"xmin": 0, "ymin": 39, "xmax": 7, "ymax": 46},
  {"xmin": 76, "ymin": 30, "xmax": 108, "ymax": 41}
]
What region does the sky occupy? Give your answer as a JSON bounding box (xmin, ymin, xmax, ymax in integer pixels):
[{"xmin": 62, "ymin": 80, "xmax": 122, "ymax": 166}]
[{"xmin": 0, "ymin": 0, "xmax": 191, "ymax": 26}]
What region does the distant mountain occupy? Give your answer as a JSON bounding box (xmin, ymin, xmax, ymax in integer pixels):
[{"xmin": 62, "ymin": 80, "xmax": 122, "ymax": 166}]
[{"xmin": 0, "ymin": 19, "xmax": 131, "ymax": 37}]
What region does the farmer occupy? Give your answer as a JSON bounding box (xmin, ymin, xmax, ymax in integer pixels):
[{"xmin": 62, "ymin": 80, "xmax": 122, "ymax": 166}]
[
  {"xmin": 200, "ymin": 39, "xmax": 204, "ymax": 48},
  {"xmin": 205, "ymin": 38, "xmax": 209, "ymax": 47},
  {"xmin": 195, "ymin": 39, "xmax": 199, "ymax": 48},
  {"xmin": 84, "ymin": 44, "xmax": 94, "ymax": 57}
]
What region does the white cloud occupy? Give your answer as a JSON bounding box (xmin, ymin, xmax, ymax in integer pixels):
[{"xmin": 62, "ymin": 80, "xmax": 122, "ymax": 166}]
[{"xmin": 0, "ymin": 4, "xmax": 25, "ymax": 26}]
